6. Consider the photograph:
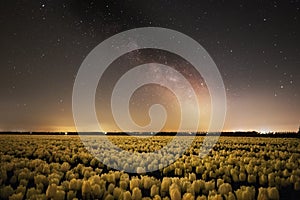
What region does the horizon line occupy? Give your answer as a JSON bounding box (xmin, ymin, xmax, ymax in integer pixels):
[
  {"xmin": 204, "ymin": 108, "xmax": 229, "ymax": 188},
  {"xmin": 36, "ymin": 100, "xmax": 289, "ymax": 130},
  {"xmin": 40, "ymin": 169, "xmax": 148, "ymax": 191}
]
[{"xmin": 0, "ymin": 130, "xmax": 298, "ymax": 133}]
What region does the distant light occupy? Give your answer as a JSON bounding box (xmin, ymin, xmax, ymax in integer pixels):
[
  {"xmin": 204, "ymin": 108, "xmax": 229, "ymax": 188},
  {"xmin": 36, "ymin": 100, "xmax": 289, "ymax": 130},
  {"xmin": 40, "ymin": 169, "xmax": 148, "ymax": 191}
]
[
  {"xmin": 259, "ymin": 130, "xmax": 270, "ymax": 134},
  {"xmin": 65, "ymin": 132, "xmax": 68, "ymax": 135}
]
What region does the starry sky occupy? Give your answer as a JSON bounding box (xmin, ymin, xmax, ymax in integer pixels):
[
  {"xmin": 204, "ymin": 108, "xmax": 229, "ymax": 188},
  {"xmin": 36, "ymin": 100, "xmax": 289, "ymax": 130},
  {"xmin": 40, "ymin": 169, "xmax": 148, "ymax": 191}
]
[{"xmin": 0, "ymin": 0, "xmax": 299, "ymax": 132}]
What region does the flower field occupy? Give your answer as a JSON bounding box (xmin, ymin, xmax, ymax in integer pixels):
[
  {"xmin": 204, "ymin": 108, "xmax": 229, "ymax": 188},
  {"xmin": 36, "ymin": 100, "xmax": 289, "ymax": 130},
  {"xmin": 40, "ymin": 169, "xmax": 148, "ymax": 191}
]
[{"xmin": 0, "ymin": 135, "xmax": 299, "ymax": 200}]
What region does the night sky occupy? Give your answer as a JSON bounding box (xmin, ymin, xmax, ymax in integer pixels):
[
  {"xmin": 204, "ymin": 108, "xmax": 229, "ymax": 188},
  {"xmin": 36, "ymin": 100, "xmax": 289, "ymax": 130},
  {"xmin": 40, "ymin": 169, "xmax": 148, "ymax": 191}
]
[{"xmin": 0, "ymin": 0, "xmax": 299, "ymax": 132}]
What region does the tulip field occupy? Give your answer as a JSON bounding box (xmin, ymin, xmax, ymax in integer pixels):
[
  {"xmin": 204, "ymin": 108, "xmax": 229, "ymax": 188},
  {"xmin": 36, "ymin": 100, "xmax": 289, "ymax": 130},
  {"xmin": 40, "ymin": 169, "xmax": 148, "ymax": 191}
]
[{"xmin": 0, "ymin": 135, "xmax": 299, "ymax": 200}]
